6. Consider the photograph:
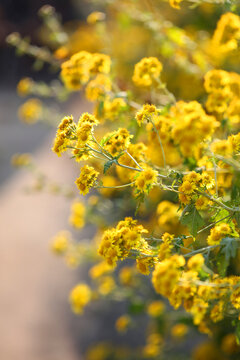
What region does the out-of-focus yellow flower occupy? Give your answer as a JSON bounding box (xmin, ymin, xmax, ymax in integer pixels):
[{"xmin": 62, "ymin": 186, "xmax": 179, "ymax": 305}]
[
  {"xmin": 98, "ymin": 275, "xmax": 115, "ymax": 295},
  {"xmin": 169, "ymin": 0, "xmax": 183, "ymax": 10},
  {"xmin": 119, "ymin": 266, "xmax": 136, "ymax": 286},
  {"xmin": 99, "ymin": 176, "xmax": 119, "ymax": 197},
  {"xmin": 86, "ymin": 343, "xmax": 111, "ymax": 360},
  {"xmin": 192, "ymin": 341, "xmax": 225, "ymax": 360},
  {"xmin": 133, "ymin": 57, "xmax": 162, "ymax": 87},
  {"xmin": 89, "ymin": 261, "xmax": 113, "ymax": 279},
  {"xmin": 187, "ymin": 254, "xmax": 204, "ymax": 272},
  {"xmin": 143, "ymin": 333, "xmax": 163, "ymax": 358},
  {"xmin": 69, "ymin": 200, "xmax": 85, "ymax": 228},
  {"xmin": 221, "ymin": 333, "xmax": 240, "ymax": 355},
  {"xmin": 11, "ymin": 153, "xmax": 32, "ymax": 167},
  {"xmin": 171, "ymin": 323, "xmax": 188, "ymax": 338},
  {"xmin": 87, "ymin": 12, "xmax": 105, "ymax": 25},
  {"xmin": 115, "ymin": 315, "xmax": 130, "ymax": 333},
  {"xmin": 18, "ymin": 98, "xmax": 42, "ymax": 124},
  {"xmin": 17, "ymin": 77, "xmax": 33, "ymax": 96},
  {"xmin": 75, "ymin": 165, "xmax": 99, "ymax": 195},
  {"xmin": 147, "ymin": 300, "xmax": 165, "ymax": 317},
  {"xmin": 51, "ymin": 231, "xmax": 70, "ymax": 255},
  {"xmin": 69, "ymin": 283, "xmax": 91, "ymax": 314}
]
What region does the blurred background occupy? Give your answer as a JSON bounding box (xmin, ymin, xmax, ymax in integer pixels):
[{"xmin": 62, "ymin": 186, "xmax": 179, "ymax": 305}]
[
  {"xmin": 0, "ymin": 1, "xmax": 106, "ymax": 359},
  {"xmin": 1, "ymin": 1, "xmax": 239, "ymax": 359}
]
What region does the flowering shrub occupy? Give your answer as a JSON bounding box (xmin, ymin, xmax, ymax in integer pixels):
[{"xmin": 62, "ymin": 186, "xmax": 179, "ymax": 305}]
[{"xmin": 8, "ymin": 0, "xmax": 240, "ymax": 358}]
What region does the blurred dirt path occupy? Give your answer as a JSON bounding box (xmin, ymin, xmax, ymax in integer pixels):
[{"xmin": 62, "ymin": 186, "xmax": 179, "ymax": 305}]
[{"xmin": 0, "ymin": 135, "xmax": 82, "ymax": 360}]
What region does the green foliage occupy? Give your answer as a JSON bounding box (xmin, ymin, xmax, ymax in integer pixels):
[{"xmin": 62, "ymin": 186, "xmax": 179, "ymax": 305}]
[{"xmin": 180, "ymin": 204, "xmax": 204, "ymax": 237}]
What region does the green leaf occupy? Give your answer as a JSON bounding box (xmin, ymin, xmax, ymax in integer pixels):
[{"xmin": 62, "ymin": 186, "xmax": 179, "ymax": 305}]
[
  {"xmin": 134, "ymin": 191, "xmax": 145, "ymax": 216},
  {"xmin": 180, "ymin": 204, "xmax": 204, "ymax": 237},
  {"xmin": 220, "ymin": 237, "xmax": 239, "ymax": 262},
  {"xmin": 100, "ymin": 133, "xmax": 115, "ymax": 147},
  {"xmin": 97, "ymin": 101, "xmax": 104, "ymax": 117},
  {"xmin": 103, "ymin": 160, "xmax": 115, "ymax": 174},
  {"xmin": 236, "ymin": 321, "xmax": 240, "ymax": 345},
  {"xmin": 128, "ymin": 300, "xmax": 145, "ymax": 315},
  {"xmin": 235, "ymin": 212, "xmax": 240, "ymax": 228},
  {"xmin": 217, "ymin": 237, "xmax": 240, "ymax": 276}
]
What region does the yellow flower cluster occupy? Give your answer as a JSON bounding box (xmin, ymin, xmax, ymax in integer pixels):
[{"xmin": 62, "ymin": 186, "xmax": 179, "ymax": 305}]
[
  {"xmin": 98, "ymin": 217, "xmax": 148, "ymax": 266},
  {"xmin": 75, "ymin": 165, "xmax": 99, "ymax": 195},
  {"xmin": 212, "ymin": 12, "xmax": 240, "ymax": 53},
  {"xmin": 69, "ymin": 201, "xmax": 85, "ymax": 228},
  {"xmin": 207, "ymin": 223, "xmax": 231, "ymax": 245},
  {"xmin": 152, "ymin": 254, "xmax": 185, "ymax": 298},
  {"xmin": 178, "ymin": 171, "xmax": 214, "ymax": 206},
  {"xmin": 151, "ymin": 249, "xmax": 240, "ymax": 329},
  {"xmin": 85, "ymin": 74, "xmax": 112, "ymax": 101},
  {"xmin": 158, "ymin": 232, "xmax": 174, "ymax": 261},
  {"xmin": 52, "ymin": 112, "xmax": 99, "ymax": 159},
  {"xmin": 157, "ymin": 201, "xmax": 180, "ymax": 233},
  {"xmin": 170, "ymin": 101, "xmax": 219, "ymax": 158},
  {"xmin": 116, "ymin": 142, "xmax": 147, "ymax": 182},
  {"xmin": 96, "ymin": 97, "xmax": 127, "ymax": 121},
  {"xmin": 69, "ymin": 283, "xmax": 92, "ymax": 314},
  {"xmin": 136, "ymin": 104, "xmax": 158, "ymax": 126},
  {"xmin": 187, "ymin": 253, "xmax": 204, "ymax": 271},
  {"xmin": 229, "ymin": 132, "xmax": 240, "ymax": 153},
  {"xmin": 61, "ymin": 51, "xmax": 111, "ymax": 90},
  {"xmin": 132, "ymin": 57, "xmax": 162, "ymax": 87},
  {"xmin": 204, "ymin": 69, "xmax": 240, "ymax": 125},
  {"xmin": 52, "ymin": 115, "xmax": 75, "ymax": 156},
  {"xmin": 76, "ymin": 112, "xmax": 99, "ymax": 147},
  {"xmin": 102, "ymin": 128, "xmax": 133, "ymax": 156},
  {"xmin": 133, "ymin": 167, "xmax": 158, "ymax": 194}
]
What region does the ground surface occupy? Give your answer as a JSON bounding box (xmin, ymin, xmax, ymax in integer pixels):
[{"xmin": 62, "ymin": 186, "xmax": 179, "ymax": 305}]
[{"xmin": 0, "ymin": 89, "xmax": 84, "ymax": 360}]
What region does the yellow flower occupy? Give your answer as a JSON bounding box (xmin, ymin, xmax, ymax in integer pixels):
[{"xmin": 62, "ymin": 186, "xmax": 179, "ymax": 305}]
[
  {"xmin": 134, "ymin": 167, "xmax": 158, "ymax": 194},
  {"xmin": 115, "ymin": 315, "xmax": 130, "ymax": 333},
  {"xmin": 87, "ymin": 11, "xmax": 105, "ymax": 25},
  {"xmin": 52, "ymin": 115, "xmax": 75, "ymax": 156},
  {"xmin": 207, "ymin": 223, "xmax": 231, "ymax": 245},
  {"xmin": 147, "ymin": 301, "xmax": 165, "ymax": 317},
  {"xmin": 69, "ymin": 201, "xmax": 85, "ymax": 228},
  {"xmin": 102, "ymin": 128, "xmax": 133, "ymax": 156},
  {"xmin": 51, "ymin": 231, "xmax": 70, "ymax": 255},
  {"xmin": 195, "ymin": 196, "xmax": 209, "ymax": 210},
  {"xmin": 133, "ymin": 57, "xmax": 162, "ymax": 87},
  {"xmin": 89, "ymin": 261, "xmax": 113, "ymax": 279},
  {"xmin": 11, "ymin": 153, "xmax": 32, "ymax": 167},
  {"xmin": 18, "ymin": 98, "xmax": 42, "ymax": 124},
  {"xmin": 136, "ymin": 104, "xmax": 157, "ymax": 126},
  {"xmin": 98, "ymin": 276, "xmax": 115, "ymax": 295},
  {"xmin": 152, "ymin": 255, "xmax": 185, "ymax": 298},
  {"xmin": 85, "ymin": 74, "xmax": 112, "ymax": 101},
  {"xmin": 69, "ymin": 283, "xmax": 92, "ymax": 314},
  {"xmin": 169, "ymin": 0, "xmax": 183, "ymax": 9},
  {"xmin": 75, "ymin": 165, "xmax": 99, "ymax": 195},
  {"xmin": 187, "ymin": 254, "xmax": 204, "ymax": 272},
  {"xmin": 171, "ymin": 323, "xmax": 188, "ymax": 338},
  {"xmin": 119, "ymin": 266, "xmax": 136, "ymax": 286},
  {"xmin": 98, "ymin": 217, "xmax": 148, "ymax": 267},
  {"xmin": 17, "ymin": 77, "xmax": 33, "ymax": 96}
]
